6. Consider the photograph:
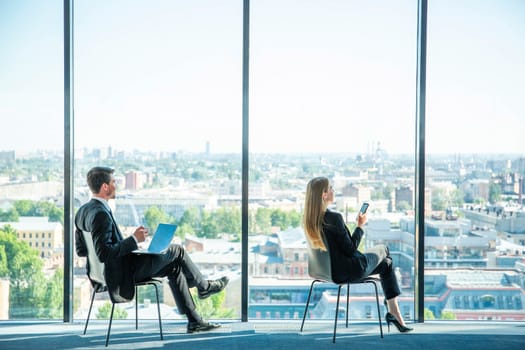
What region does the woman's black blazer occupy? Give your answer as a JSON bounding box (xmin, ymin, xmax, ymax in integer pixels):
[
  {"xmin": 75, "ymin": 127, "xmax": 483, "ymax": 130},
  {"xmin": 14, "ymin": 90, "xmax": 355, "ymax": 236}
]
[{"xmin": 322, "ymin": 209, "xmax": 368, "ymax": 283}]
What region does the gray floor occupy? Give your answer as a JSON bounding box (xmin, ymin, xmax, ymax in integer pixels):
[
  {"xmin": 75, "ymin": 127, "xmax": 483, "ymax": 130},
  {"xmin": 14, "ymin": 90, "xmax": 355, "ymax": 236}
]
[{"xmin": 0, "ymin": 320, "xmax": 524, "ymax": 350}]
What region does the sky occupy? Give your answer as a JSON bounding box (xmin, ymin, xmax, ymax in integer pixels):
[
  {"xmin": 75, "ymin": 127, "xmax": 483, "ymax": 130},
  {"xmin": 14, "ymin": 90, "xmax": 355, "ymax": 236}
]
[{"xmin": 0, "ymin": 0, "xmax": 524, "ymax": 155}]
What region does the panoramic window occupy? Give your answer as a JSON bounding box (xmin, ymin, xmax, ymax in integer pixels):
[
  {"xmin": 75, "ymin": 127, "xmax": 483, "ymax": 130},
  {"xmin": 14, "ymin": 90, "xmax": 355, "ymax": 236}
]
[
  {"xmin": 249, "ymin": 0, "xmax": 417, "ymax": 320},
  {"xmin": 73, "ymin": 0, "xmax": 242, "ymax": 321},
  {"xmin": 0, "ymin": 1, "xmax": 64, "ymax": 320},
  {"xmin": 425, "ymin": 0, "xmax": 525, "ymax": 321},
  {"xmin": 2, "ymin": 0, "xmax": 523, "ymax": 325}
]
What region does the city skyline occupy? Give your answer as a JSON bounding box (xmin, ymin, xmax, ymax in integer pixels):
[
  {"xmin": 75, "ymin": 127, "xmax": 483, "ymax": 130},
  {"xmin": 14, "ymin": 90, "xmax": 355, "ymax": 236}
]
[
  {"xmin": 1, "ymin": 1, "xmax": 524, "ymax": 154},
  {"xmin": 1, "ymin": 144, "xmax": 524, "ymax": 157}
]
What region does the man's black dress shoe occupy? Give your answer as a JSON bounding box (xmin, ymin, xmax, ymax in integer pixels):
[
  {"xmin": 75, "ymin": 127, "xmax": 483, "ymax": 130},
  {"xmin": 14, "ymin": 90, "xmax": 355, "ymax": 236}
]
[
  {"xmin": 187, "ymin": 321, "xmax": 221, "ymax": 333},
  {"xmin": 198, "ymin": 276, "xmax": 229, "ymax": 299}
]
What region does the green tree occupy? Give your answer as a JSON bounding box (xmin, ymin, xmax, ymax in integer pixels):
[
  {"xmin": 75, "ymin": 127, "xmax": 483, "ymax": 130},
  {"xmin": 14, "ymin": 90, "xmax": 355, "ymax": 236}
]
[
  {"xmin": 383, "ymin": 184, "xmax": 394, "ymax": 200},
  {"xmin": 450, "ymin": 189, "xmax": 464, "ymax": 208},
  {"xmin": 269, "ymin": 209, "xmax": 302, "ymax": 231},
  {"xmin": 13, "ymin": 200, "xmax": 35, "ymax": 216},
  {"xmin": 193, "ymin": 290, "xmax": 235, "ymax": 319},
  {"xmin": 47, "ymin": 206, "xmax": 64, "ymax": 224},
  {"xmin": 200, "ymin": 211, "xmax": 219, "ymax": 238},
  {"xmin": 287, "ymin": 210, "xmax": 302, "ymax": 229},
  {"xmin": 135, "ymin": 284, "xmax": 163, "ymax": 306},
  {"xmin": 489, "ymin": 182, "xmax": 501, "ymax": 204},
  {"xmin": 431, "ymin": 188, "xmax": 447, "ymax": 211},
  {"xmin": 96, "ymin": 301, "xmax": 128, "ymax": 319},
  {"xmin": 270, "ymin": 209, "xmax": 286, "ymax": 229},
  {"xmin": 440, "ymin": 310, "xmax": 456, "ymax": 320},
  {"xmin": 11, "ymin": 200, "xmax": 63, "ymax": 223},
  {"xmin": 176, "ymin": 223, "xmax": 195, "ymax": 240},
  {"xmin": 35, "ymin": 201, "xmax": 55, "ymax": 216},
  {"xmin": 39, "ymin": 268, "xmax": 63, "ymax": 318},
  {"xmin": 0, "ymin": 245, "xmax": 8, "ymax": 277},
  {"xmin": 474, "ymin": 197, "xmax": 486, "ymax": 205},
  {"xmin": 143, "ymin": 206, "xmax": 171, "ymax": 232},
  {"xmin": 0, "ymin": 208, "xmax": 19, "ymax": 222},
  {"xmin": 216, "ymin": 207, "xmax": 241, "ymax": 236},
  {"xmin": 396, "ymin": 200, "xmax": 411, "ymax": 212},
  {"xmin": 248, "ymin": 210, "xmax": 257, "ymax": 233},
  {"xmin": 191, "ymin": 169, "xmax": 208, "ymax": 181},
  {"xmin": 179, "ymin": 207, "xmax": 201, "ymax": 230},
  {"xmin": 424, "ymin": 308, "xmax": 435, "ymax": 320},
  {"xmin": 255, "ymin": 208, "xmax": 272, "ymax": 234},
  {"xmin": 0, "ymin": 225, "xmax": 46, "ymax": 318}
]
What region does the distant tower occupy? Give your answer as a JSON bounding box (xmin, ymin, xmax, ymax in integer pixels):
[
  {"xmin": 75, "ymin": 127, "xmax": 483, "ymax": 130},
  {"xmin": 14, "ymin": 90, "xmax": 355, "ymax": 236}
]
[
  {"xmin": 518, "ymin": 176, "xmax": 523, "ymax": 205},
  {"xmin": 125, "ymin": 171, "xmax": 145, "ymax": 191},
  {"xmin": 205, "ymin": 141, "xmax": 210, "ymax": 155}
]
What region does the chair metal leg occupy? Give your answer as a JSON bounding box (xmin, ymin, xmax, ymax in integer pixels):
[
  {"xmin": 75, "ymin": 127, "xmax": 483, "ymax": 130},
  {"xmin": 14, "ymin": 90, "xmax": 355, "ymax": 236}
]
[
  {"xmin": 105, "ymin": 303, "xmax": 115, "ymax": 347},
  {"xmin": 333, "ymin": 285, "xmax": 342, "ymax": 343},
  {"xmin": 152, "ymin": 283, "xmax": 163, "ymax": 340},
  {"xmin": 135, "ymin": 285, "xmax": 139, "ymax": 330},
  {"xmin": 300, "ymin": 280, "xmax": 318, "ymax": 332},
  {"xmin": 368, "ymin": 280, "xmax": 384, "ymax": 338},
  {"xmin": 83, "ymin": 288, "xmax": 97, "ymax": 335},
  {"xmin": 301, "ymin": 279, "xmax": 383, "ymax": 343},
  {"xmin": 345, "ymin": 284, "xmax": 350, "ymax": 328}
]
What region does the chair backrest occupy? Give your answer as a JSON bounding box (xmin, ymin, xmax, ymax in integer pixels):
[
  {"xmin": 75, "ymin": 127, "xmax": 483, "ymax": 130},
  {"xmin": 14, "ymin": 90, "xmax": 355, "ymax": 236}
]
[
  {"xmin": 82, "ymin": 230, "xmax": 106, "ymax": 290},
  {"xmin": 306, "ymin": 233, "xmax": 333, "ymax": 282}
]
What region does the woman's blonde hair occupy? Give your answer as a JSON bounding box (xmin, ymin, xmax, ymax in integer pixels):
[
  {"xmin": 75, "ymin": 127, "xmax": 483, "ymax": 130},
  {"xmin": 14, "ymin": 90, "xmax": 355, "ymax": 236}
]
[{"xmin": 303, "ymin": 176, "xmax": 329, "ymax": 251}]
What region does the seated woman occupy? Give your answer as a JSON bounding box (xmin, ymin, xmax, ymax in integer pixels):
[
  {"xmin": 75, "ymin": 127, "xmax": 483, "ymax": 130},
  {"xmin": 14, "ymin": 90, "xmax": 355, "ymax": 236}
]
[{"xmin": 303, "ymin": 176, "xmax": 412, "ymax": 333}]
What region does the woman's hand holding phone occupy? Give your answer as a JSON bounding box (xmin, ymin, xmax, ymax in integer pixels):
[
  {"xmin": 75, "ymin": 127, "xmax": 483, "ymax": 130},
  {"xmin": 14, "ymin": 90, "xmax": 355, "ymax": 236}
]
[{"xmin": 357, "ymin": 202, "xmax": 369, "ymax": 228}]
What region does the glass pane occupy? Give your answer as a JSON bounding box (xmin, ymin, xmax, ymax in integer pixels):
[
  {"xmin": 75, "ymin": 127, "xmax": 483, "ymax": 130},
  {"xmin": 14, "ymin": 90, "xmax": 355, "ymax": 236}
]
[
  {"xmin": 249, "ymin": 0, "xmax": 417, "ymax": 321},
  {"xmin": 0, "ymin": 0, "xmax": 64, "ymax": 319},
  {"xmin": 426, "ymin": 0, "xmax": 525, "ymax": 321},
  {"xmin": 73, "ymin": 0, "xmax": 242, "ymax": 321}
]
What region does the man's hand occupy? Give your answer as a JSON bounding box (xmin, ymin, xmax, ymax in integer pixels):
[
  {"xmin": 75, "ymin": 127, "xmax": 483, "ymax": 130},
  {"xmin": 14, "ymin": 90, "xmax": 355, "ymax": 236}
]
[{"xmin": 133, "ymin": 225, "xmax": 148, "ymax": 243}]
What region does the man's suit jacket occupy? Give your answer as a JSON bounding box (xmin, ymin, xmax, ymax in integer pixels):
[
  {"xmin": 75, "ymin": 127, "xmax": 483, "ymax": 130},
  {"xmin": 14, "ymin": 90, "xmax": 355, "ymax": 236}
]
[
  {"xmin": 75, "ymin": 199, "xmax": 138, "ymax": 302},
  {"xmin": 322, "ymin": 209, "xmax": 368, "ymax": 283}
]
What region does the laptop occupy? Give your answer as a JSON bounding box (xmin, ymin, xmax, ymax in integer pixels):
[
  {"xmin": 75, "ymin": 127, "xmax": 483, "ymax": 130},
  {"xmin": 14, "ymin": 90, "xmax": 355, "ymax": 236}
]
[{"xmin": 132, "ymin": 223, "xmax": 178, "ymax": 255}]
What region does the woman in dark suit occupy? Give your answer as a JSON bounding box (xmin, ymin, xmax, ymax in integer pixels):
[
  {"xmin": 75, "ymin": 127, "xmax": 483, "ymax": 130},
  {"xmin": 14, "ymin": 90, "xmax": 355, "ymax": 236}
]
[{"xmin": 303, "ymin": 176, "xmax": 412, "ymax": 333}]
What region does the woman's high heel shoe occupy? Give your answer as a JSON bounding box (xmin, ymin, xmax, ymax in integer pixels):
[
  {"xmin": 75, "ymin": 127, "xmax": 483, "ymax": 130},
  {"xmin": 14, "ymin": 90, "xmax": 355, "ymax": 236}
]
[{"xmin": 385, "ymin": 312, "xmax": 413, "ymax": 333}]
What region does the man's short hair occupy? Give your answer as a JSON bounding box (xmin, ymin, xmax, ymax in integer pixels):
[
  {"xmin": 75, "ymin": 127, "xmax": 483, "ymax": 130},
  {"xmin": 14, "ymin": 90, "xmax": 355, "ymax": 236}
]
[{"xmin": 87, "ymin": 166, "xmax": 114, "ymax": 194}]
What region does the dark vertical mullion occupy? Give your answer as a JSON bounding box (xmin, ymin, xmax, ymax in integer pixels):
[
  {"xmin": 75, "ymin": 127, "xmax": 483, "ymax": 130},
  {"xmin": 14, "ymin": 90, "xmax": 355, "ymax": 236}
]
[
  {"xmin": 63, "ymin": 0, "xmax": 74, "ymax": 323},
  {"xmin": 414, "ymin": 0, "xmax": 427, "ymax": 323},
  {"xmin": 241, "ymin": 0, "xmax": 250, "ymax": 323}
]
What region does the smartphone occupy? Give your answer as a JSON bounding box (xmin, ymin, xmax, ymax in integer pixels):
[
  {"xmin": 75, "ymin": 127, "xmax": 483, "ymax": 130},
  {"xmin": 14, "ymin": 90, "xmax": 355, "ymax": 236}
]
[{"xmin": 359, "ymin": 202, "xmax": 369, "ymax": 214}]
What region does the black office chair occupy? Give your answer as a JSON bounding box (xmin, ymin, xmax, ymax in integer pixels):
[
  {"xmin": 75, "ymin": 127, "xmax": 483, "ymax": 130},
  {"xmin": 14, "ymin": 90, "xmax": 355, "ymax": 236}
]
[
  {"xmin": 81, "ymin": 230, "xmax": 164, "ymax": 347},
  {"xmin": 300, "ymin": 235, "xmax": 383, "ymax": 343}
]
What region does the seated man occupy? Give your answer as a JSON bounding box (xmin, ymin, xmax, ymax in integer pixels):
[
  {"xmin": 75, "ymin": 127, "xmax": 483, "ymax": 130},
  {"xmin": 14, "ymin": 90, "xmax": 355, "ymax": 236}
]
[{"xmin": 75, "ymin": 166, "xmax": 228, "ymax": 333}]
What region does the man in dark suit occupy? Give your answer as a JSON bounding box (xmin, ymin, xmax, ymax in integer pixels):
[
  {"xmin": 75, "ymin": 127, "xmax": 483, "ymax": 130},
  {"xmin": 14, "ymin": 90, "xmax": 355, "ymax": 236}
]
[{"xmin": 75, "ymin": 166, "xmax": 228, "ymax": 333}]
